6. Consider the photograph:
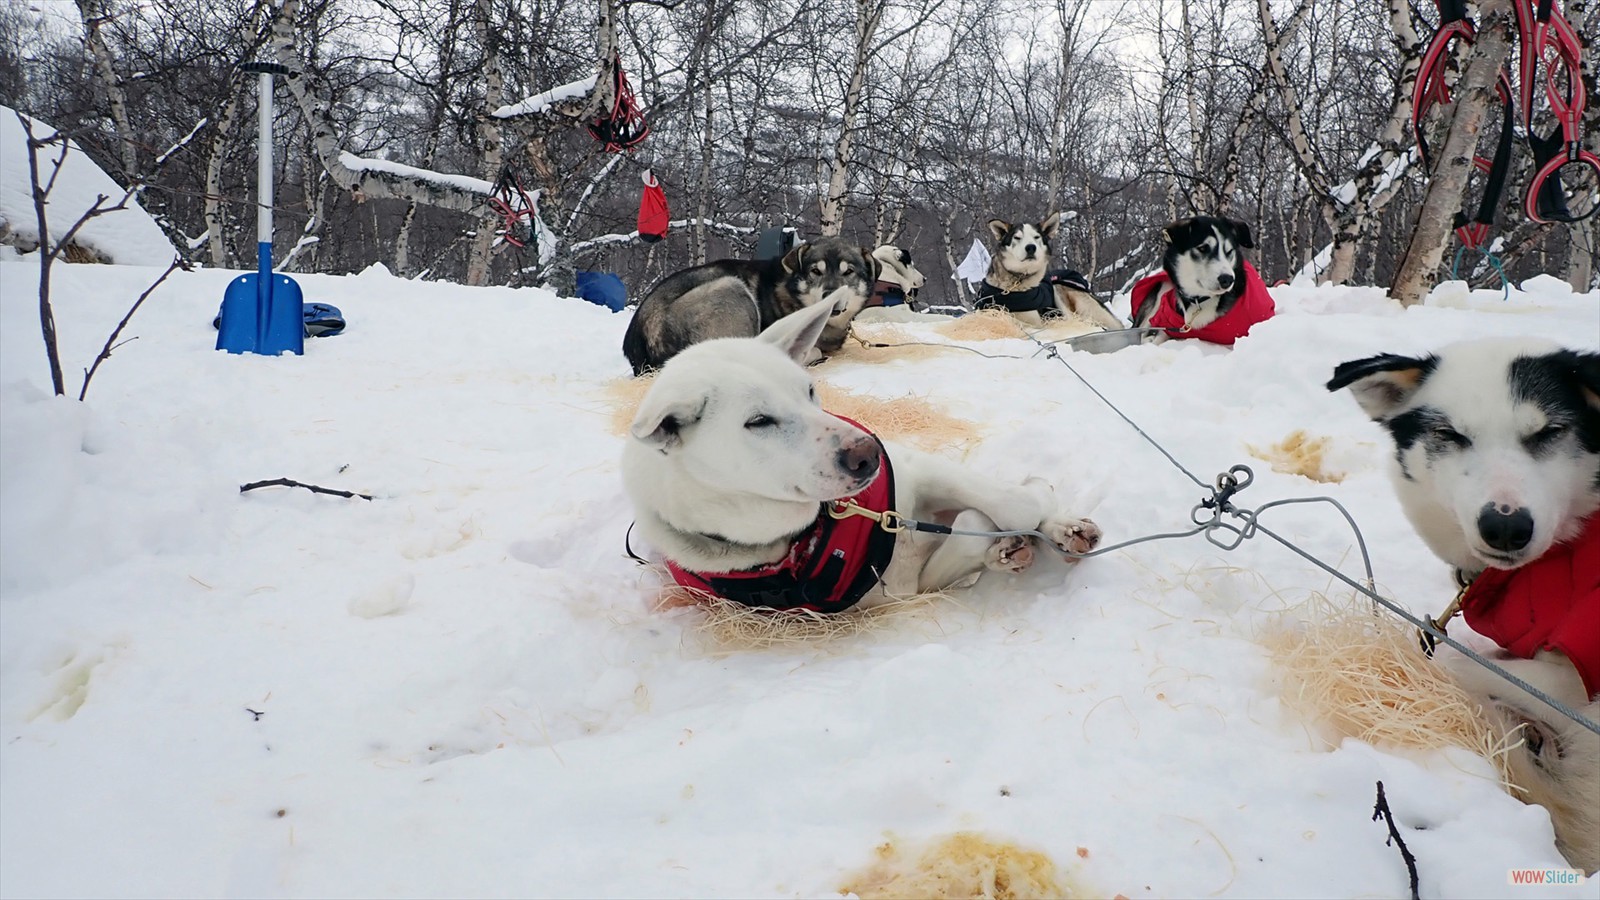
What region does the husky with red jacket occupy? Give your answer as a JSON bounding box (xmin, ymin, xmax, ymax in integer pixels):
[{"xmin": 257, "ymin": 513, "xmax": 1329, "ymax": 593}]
[
  {"xmin": 1329, "ymin": 339, "xmax": 1600, "ymax": 874},
  {"xmin": 1131, "ymin": 217, "xmax": 1275, "ymax": 345}
]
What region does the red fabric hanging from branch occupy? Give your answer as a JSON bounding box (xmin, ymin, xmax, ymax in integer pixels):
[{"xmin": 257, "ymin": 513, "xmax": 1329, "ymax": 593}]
[{"xmin": 638, "ymin": 169, "xmax": 668, "ymax": 244}]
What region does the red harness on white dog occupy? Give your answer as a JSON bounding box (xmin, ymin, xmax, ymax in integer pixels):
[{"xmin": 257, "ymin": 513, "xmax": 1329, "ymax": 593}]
[
  {"xmin": 664, "ymin": 416, "xmax": 898, "ymax": 614},
  {"xmin": 1461, "ymin": 515, "xmax": 1600, "ymax": 697}
]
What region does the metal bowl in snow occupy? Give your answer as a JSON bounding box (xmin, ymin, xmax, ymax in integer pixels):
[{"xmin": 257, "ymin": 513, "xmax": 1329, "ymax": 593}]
[{"xmin": 1057, "ymin": 328, "xmax": 1162, "ymax": 354}]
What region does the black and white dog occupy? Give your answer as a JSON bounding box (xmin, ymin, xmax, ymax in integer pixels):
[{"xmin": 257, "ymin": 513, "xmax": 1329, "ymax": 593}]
[
  {"xmin": 622, "ymin": 237, "xmax": 879, "ymax": 375},
  {"xmin": 867, "ymin": 244, "xmax": 925, "ymax": 308},
  {"xmin": 1130, "ymin": 216, "xmax": 1274, "ymax": 344},
  {"xmin": 975, "ymin": 213, "xmax": 1122, "ymax": 330},
  {"xmin": 1328, "ymin": 337, "xmax": 1600, "ymax": 874}
]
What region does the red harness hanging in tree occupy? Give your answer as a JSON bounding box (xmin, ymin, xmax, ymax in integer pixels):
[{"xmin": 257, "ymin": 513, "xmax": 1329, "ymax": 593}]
[
  {"xmin": 488, "ymin": 165, "xmax": 541, "ymax": 250},
  {"xmin": 1412, "ymin": 0, "xmax": 1598, "ymax": 251},
  {"xmin": 588, "ymin": 55, "xmax": 650, "ymax": 153}
]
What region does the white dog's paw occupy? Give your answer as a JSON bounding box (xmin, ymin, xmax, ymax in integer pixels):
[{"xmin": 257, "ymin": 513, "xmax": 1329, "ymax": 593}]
[
  {"xmin": 1043, "ymin": 517, "xmax": 1101, "ymax": 558},
  {"xmin": 985, "ymin": 535, "xmax": 1036, "ymax": 573}
]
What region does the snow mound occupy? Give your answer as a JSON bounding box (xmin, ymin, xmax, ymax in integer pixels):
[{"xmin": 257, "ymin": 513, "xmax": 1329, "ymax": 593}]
[{"xmin": 0, "ymin": 105, "xmax": 177, "ymax": 264}]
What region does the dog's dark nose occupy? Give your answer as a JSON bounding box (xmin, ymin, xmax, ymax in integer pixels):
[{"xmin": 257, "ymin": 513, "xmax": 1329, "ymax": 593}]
[
  {"xmin": 1024, "ymin": 243, "xmax": 1037, "ymax": 257},
  {"xmin": 837, "ymin": 439, "xmax": 879, "ymax": 482},
  {"xmin": 1216, "ymin": 272, "xmax": 1235, "ymax": 288},
  {"xmin": 1478, "ymin": 503, "xmax": 1534, "ymax": 553}
]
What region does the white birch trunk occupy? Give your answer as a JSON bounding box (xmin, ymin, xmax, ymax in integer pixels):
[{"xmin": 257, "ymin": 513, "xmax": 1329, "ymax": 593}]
[
  {"xmin": 819, "ymin": 0, "xmax": 882, "ymax": 237},
  {"xmin": 204, "ymin": 94, "xmax": 242, "ymax": 267},
  {"xmin": 466, "ymin": 0, "xmax": 505, "ymax": 286},
  {"xmin": 76, "ymin": 0, "xmax": 137, "ymax": 180},
  {"xmin": 1318, "ymin": 0, "xmax": 1426, "ymax": 284}
]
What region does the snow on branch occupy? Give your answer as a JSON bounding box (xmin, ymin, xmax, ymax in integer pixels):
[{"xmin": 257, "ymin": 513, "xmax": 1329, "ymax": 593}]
[
  {"xmin": 1330, "ymin": 147, "xmax": 1416, "ymax": 208},
  {"xmin": 492, "ymin": 75, "xmax": 601, "ymax": 119},
  {"xmin": 491, "ymin": 0, "xmax": 617, "ymax": 125},
  {"xmin": 270, "ymin": 0, "xmax": 494, "ymax": 215},
  {"xmin": 338, "ymin": 153, "xmax": 494, "ymax": 197},
  {"xmin": 569, "ymin": 219, "xmax": 756, "ymax": 258}
]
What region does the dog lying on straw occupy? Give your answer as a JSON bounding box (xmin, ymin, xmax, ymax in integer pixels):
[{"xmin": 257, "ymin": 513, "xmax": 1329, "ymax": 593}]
[
  {"xmin": 620, "ymin": 299, "xmax": 1102, "ymax": 615},
  {"xmin": 1328, "ymin": 338, "xmax": 1600, "ymax": 874}
]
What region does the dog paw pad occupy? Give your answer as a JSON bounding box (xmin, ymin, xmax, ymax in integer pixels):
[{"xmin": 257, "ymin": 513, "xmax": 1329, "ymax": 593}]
[
  {"xmin": 986, "ymin": 535, "xmax": 1035, "ymax": 573},
  {"xmin": 1047, "ymin": 518, "xmax": 1103, "ymax": 556}
]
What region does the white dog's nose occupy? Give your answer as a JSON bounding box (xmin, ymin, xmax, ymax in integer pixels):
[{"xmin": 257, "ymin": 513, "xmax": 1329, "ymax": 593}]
[{"xmin": 837, "ymin": 438, "xmax": 879, "ymax": 482}]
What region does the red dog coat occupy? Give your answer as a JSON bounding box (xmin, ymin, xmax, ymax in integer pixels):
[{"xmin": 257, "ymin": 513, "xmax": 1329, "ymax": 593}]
[
  {"xmin": 1460, "ymin": 514, "xmax": 1600, "ymax": 697},
  {"xmin": 1131, "ymin": 261, "xmax": 1276, "ymax": 345}
]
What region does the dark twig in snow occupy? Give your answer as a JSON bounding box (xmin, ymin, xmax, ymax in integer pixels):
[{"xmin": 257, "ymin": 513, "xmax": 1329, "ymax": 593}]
[
  {"xmin": 1372, "ymin": 781, "xmax": 1421, "ymax": 900},
  {"xmin": 240, "ymin": 479, "xmax": 374, "ymax": 501}
]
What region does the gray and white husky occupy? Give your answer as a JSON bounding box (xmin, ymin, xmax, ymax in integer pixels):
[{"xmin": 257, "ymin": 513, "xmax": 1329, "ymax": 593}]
[
  {"xmin": 621, "ymin": 237, "xmax": 878, "ymax": 375},
  {"xmin": 976, "ymin": 213, "xmax": 1122, "ymax": 329},
  {"xmin": 1328, "ymin": 336, "xmax": 1600, "ymax": 874}
]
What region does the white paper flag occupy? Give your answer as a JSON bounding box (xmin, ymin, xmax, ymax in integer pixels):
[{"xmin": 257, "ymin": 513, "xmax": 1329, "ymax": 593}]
[{"xmin": 954, "ymin": 238, "xmax": 991, "ymax": 284}]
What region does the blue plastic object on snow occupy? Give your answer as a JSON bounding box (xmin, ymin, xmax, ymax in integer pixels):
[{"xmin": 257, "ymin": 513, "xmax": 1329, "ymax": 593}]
[
  {"xmin": 218, "ymin": 62, "xmax": 304, "ymax": 355},
  {"xmin": 213, "ymin": 302, "xmax": 344, "ymax": 337},
  {"xmin": 575, "ymin": 271, "xmax": 628, "ymax": 311}
]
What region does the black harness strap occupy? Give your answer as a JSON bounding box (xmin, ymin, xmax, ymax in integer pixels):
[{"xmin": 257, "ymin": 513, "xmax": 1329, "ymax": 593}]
[{"xmin": 975, "ymin": 281, "xmax": 1055, "ymax": 314}]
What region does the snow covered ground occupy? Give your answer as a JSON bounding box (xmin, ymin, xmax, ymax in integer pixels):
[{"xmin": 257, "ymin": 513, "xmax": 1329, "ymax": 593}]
[{"xmin": 2, "ymin": 241, "xmax": 1596, "ymax": 898}]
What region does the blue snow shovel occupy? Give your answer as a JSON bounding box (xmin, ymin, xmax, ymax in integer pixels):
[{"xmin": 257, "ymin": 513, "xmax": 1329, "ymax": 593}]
[{"xmin": 218, "ymin": 62, "xmax": 303, "ymax": 355}]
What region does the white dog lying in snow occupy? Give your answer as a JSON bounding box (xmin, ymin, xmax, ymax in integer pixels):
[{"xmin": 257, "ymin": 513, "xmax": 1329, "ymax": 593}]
[{"xmin": 621, "ymin": 299, "xmax": 1102, "ymax": 612}]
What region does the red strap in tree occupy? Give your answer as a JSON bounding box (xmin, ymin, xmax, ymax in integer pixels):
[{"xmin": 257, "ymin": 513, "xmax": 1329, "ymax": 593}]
[{"xmin": 588, "ymin": 55, "xmax": 650, "ymax": 153}]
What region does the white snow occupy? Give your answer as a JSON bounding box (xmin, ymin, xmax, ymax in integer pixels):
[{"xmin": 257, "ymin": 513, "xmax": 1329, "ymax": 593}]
[
  {"xmin": 3, "ymin": 245, "xmax": 1597, "ymax": 897},
  {"xmin": 491, "ymin": 75, "xmax": 601, "ymax": 119},
  {"xmin": 0, "ymin": 105, "xmax": 178, "ymax": 264},
  {"xmin": 336, "ymin": 151, "xmax": 494, "ymax": 198}
]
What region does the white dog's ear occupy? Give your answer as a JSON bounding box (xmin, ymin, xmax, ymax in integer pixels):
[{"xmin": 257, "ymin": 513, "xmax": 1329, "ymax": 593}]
[
  {"xmin": 987, "ymin": 219, "xmax": 1010, "ymax": 245},
  {"xmin": 1326, "ymin": 353, "xmax": 1439, "ymax": 420},
  {"xmin": 630, "ymin": 392, "xmax": 707, "ymax": 449},
  {"xmin": 1039, "ymin": 212, "xmax": 1061, "ymax": 240},
  {"xmin": 759, "ymin": 299, "xmax": 835, "ymax": 364}
]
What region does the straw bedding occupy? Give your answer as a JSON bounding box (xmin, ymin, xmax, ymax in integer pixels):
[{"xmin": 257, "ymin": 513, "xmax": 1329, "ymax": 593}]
[
  {"xmin": 840, "ymin": 832, "xmax": 1086, "ymax": 900},
  {"xmin": 1264, "ymin": 592, "xmax": 1509, "ymax": 777}
]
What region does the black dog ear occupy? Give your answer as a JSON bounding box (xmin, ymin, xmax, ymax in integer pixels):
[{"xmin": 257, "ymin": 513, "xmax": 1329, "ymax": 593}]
[
  {"xmin": 987, "ymin": 219, "xmax": 1011, "ymax": 245},
  {"xmin": 781, "ymin": 242, "xmax": 806, "ymax": 273},
  {"xmin": 1326, "ymin": 353, "xmax": 1439, "ymax": 420},
  {"xmin": 1228, "ymin": 219, "xmax": 1255, "ymax": 249},
  {"xmin": 860, "ymin": 246, "xmax": 881, "ymax": 283},
  {"xmin": 1556, "ymin": 349, "xmax": 1600, "ymax": 413},
  {"xmin": 1161, "ymin": 218, "xmax": 1193, "ymax": 246}
]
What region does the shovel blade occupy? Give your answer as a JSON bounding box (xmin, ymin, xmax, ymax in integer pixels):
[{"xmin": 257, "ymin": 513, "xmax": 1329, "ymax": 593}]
[{"xmin": 217, "ymin": 272, "xmax": 305, "ymax": 355}]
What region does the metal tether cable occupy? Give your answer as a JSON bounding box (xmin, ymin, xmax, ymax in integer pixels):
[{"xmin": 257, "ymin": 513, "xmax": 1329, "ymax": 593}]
[{"xmin": 851, "ymin": 320, "xmax": 1598, "ymax": 734}]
